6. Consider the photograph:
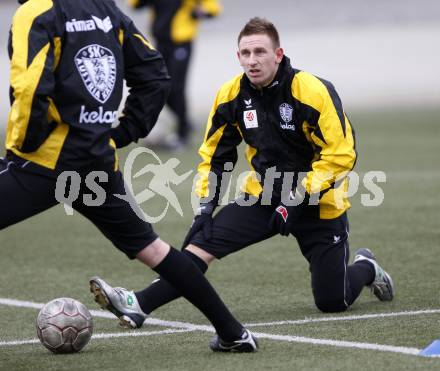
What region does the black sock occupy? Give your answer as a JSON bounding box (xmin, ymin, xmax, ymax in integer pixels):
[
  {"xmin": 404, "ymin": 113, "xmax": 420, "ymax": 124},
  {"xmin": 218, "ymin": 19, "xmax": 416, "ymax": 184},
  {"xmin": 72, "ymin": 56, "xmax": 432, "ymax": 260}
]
[
  {"xmin": 347, "ymin": 261, "xmax": 376, "ymax": 301},
  {"xmin": 135, "ymin": 250, "xmax": 208, "ymax": 314},
  {"xmin": 152, "ymin": 247, "xmax": 243, "ymax": 341}
]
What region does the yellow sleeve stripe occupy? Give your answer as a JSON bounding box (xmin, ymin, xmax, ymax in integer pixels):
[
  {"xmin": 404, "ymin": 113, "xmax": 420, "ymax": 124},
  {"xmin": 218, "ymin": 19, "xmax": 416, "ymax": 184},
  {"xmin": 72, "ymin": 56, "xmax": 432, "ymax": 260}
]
[
  {"xmin": 292, "ymin": 71, "xmax": 348, "ymax": 139},
  {"xmin": 134, "ymin": 34, "xmax": 156, "ymax": 50},
  {"xmin": 118, "ymin": 29, "xmax": 124, "ymax": 46},
  {"xmin": 214, "ymin": 74, "xmax": 243, "ymax": 107},
  {"xmin": 196, "ymin": 124, "xmax": 227, "ymax": 197},
  {"xmin": 53, "ymin": 37, "xmax": 62, "ymax": 70},
  {"xmin": 292, "ymin": 71, "xmax": 327, "ymax": 114},
  {"xmin": 200, "ymin": 74, "xmax": 241, "ymax": 144},
  {"xmin": 292, "ymin": 71, "xmax": 356, "ymax": 195},
  {"xmin": 200, "ymin": 0, "xmax": 222, "ymax": 16},
  {"xmin": 10, "ymin": 0, "xmax": 53, "ymax": 69},
  {"xmin": 10, "ymin": 100, "xmax": 69, "ymax": 170},
  {"xmin": 128, "ymin": 0, "xmax": 141, "ymax": 8},
  {"xmin": 8, "ymin": 43, "xmax": 51, "ymax": 148},
  {"xmin": 242, "ymin": 144, "xmax": 263, "ymax": 196},
  {"xmin": 7, "ymin": 0, "xmax": 54, "ymax": 149},
  {"xmin": 195, "ymin": 75, "xmax": 242, "ymax": 198}
]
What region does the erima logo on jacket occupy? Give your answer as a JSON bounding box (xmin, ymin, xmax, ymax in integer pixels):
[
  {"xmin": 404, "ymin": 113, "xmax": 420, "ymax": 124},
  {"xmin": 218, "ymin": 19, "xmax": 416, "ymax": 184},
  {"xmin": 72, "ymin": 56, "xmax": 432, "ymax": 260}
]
[{"xmin": 66, "ymin": 16, "xmax": 113, "ymax": 33}]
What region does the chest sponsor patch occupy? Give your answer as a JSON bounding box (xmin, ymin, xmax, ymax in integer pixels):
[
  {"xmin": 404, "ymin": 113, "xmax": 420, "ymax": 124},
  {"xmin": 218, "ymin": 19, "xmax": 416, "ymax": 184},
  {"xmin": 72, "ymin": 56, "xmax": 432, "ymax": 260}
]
[
  {"xmin": 75, "ymin": 44, "xmax": 117, "ymax": 104},
  {"xmin": 243, "ymin": 110, "xmax": 258, "ymax": 129}
]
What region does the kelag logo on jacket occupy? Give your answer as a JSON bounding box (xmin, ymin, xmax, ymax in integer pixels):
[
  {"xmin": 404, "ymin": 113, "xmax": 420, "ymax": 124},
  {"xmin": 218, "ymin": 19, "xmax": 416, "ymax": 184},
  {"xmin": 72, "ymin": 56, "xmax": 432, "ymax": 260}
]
[
  {"xmin": 79, "ymin": 105, "xmax": 118, "ymax": 124},
  {"xmin": 75, "ymin": 44, "xmax": 117, "ymax": 104},
  {"xmin": 279, "ymin": 103, "xmax": 295, "ymax": 131}
]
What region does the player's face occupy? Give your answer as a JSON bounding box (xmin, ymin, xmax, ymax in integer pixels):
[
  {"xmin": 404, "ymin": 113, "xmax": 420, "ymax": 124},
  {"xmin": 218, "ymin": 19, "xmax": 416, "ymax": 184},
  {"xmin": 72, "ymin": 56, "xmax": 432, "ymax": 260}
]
[{"xmin": 237, "ymin": 34, "xmax": 283, "ymax": 89}]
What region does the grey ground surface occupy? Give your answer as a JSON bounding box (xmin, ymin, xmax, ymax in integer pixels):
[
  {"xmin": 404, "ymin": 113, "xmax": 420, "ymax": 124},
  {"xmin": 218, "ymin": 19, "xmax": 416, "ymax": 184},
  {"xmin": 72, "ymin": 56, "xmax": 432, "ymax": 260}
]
[{"xmin": 0, "ymin": 0, "xmax": 439, "ymax": 132}]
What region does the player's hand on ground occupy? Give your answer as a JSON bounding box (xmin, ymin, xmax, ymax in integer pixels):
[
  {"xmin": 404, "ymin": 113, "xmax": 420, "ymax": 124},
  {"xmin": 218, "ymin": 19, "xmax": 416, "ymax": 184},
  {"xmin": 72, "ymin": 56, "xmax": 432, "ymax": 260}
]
[{"xmin": 182, "ymin": 202, "xmax": 215, "ymax": 248}]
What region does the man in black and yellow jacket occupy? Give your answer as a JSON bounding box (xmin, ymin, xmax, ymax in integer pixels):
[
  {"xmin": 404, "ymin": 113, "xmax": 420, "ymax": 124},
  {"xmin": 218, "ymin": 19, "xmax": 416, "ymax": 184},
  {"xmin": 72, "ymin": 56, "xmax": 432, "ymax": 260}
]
[
  {"xmin": 129, "ymin": 18, "xmax": 394, "ymax": 319},
  {"xmin": 129, "ymin": 0, "xmax": 222, "ymax": 149},
  {"xmin": 0, "ymin": 0, "xmax": 258, "ymax": 352}
]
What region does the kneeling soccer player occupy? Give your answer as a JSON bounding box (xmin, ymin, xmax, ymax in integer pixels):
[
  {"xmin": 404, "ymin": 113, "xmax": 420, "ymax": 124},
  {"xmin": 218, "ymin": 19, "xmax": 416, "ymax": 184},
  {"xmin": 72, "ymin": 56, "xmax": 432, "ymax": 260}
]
[{"xmin": 99, "ymin": 17, "xmax": 394, "ymax": 328}]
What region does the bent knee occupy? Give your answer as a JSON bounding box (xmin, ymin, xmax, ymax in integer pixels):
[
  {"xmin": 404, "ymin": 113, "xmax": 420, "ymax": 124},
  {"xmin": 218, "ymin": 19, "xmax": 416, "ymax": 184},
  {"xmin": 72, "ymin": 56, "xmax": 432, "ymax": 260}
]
[
  {"xmin": 136, "ymin": 238, "xmax": 170, "ymax": 268},
  {"xmin": 315, "ymin": 299, "xmax": 348, "ymax": 313},
  {"xmin": 185, "ymin": 244, "xmax": 216, "ymax": 265}
]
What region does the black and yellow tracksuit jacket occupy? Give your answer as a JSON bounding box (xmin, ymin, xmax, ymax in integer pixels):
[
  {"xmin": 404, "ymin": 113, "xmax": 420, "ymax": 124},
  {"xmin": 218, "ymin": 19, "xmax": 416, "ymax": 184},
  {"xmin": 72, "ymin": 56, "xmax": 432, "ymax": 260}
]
[
  {"xmin": 6, "ymin": 0, "xmax": 170, "ymax": 172},
  {"xmin": 128, "ymin": 0, "xmax": 221, "ymax": 44},
  {"xmin": 196, "ymin": 56, "xmax": 357, "ymax": 219}
]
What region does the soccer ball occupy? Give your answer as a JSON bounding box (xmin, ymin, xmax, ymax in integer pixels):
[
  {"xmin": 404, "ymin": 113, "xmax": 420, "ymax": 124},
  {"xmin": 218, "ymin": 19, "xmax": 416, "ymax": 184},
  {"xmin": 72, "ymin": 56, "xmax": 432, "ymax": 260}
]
[{"xmin": 36, "ymin": 297, "xmax": 93, "ymax": 353}]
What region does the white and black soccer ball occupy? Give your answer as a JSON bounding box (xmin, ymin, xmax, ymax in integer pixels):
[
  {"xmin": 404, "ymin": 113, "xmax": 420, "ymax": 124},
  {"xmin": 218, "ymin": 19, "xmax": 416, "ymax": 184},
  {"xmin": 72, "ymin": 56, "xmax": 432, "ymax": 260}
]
[{"xmin": 36, "ymin": 297, "xmax": 93, "ymax": 353}]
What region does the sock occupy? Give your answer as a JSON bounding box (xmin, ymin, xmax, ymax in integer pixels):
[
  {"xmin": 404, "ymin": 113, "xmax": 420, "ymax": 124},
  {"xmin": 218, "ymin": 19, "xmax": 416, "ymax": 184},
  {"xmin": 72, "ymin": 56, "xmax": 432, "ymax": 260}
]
[
  {"xmin": 152, "ymin": 247, "xmax": 243, "ymax": 341},
  {"xmin": 135, "ymin": 250, "xmax": 208, "ymax": 314},
  {"xmin": 347, "ymin": 260, "xmax": 376, "ymax": 301}
]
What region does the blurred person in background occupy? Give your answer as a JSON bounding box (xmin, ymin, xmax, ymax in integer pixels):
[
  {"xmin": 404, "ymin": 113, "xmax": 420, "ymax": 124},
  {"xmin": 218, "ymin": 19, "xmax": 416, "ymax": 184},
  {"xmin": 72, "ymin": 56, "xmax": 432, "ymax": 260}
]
[{"xmin": 128, "ymin": 0, "xmax": 222, "ymax": 151}]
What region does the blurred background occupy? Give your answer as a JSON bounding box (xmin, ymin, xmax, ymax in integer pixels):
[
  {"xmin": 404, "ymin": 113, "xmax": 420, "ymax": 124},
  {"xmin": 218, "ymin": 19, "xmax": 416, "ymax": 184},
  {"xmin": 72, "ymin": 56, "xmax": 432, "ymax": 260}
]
[{"xmin": 0, "ymin": 0, "xmax": 439, "ymax": 138}]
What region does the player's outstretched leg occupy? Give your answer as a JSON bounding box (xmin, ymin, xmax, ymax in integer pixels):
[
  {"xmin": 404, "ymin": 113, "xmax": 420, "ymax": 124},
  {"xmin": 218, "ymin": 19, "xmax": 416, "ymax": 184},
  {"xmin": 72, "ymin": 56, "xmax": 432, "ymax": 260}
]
[
  {"xmin": 90, "ymin": 276, "xmax": 258, "ymax": 352},
  {"xmin": 90, "ymin": 277, "xmax": 147, "ymax": 328},
  {"xmin": 353, "ymin": 248, "xmax": 394, "ymax": 301},
  {"xmin": 90, "ymin": 240, "xmax": 258, "ymax": 352}
]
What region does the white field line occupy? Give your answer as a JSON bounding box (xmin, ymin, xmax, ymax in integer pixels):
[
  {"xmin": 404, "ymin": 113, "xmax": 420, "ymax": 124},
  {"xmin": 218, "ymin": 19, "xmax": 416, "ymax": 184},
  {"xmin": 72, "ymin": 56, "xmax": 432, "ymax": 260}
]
[
  {"xmin": 3, "ymin": 298, "xmax": 439, "ymax": 331},
  {"xmin": 0, "ymin": 339, "xmax": 39, "ymax": 346},
  {"xmin": 1, "ymin": 297, "xmax": 439, "ymax": 357},
  {"xmin": 251, "ymin": 332, "xmax": 421, "ymax": 356},
  {"xmin": 244, "ymin": 309, "xmax": 440, "ymax": 328},
  {"xmin": 0, "ymin": 328, "xmax": 196, "ymax": 347},
  {"xmin": 0, "ymin": 298, "xmax": 213, "ymax": 332},
  {"xmin": 0, "ymin": 329, "xmax": 422, "ymax": 356},
  {"xmin": 0, "ymin": 329, "xmax": 421, "ymax": 356}
]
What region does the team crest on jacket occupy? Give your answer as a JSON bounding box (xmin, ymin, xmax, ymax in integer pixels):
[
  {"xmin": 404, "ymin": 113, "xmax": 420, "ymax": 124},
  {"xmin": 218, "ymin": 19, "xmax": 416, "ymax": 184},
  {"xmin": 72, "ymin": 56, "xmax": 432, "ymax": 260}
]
[
  {"xmin": 279, "ymin": 103, "xmax": 293, "ymax": 123},
  {"xmin": 75, "ymin": 44, "xmax": 117, "ymax": 104}
]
